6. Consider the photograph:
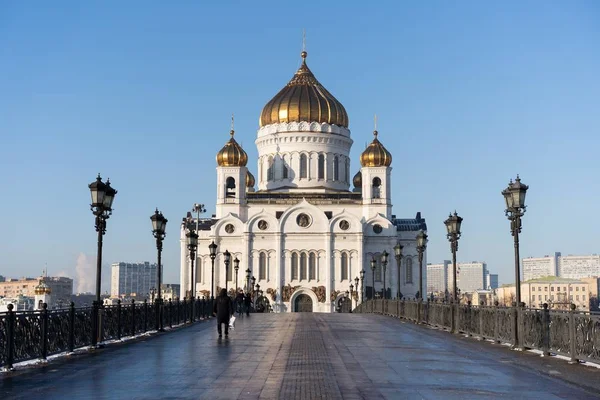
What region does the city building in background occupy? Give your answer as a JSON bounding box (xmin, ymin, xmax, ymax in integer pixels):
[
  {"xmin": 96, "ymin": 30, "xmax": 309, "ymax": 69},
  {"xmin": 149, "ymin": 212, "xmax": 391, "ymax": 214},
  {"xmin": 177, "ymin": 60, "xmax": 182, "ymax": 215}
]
[
  {"xmin": 111, "ymin": 262, "xmax": 159, "ymax": 298},
  {"xmin": 522, "ymin": 252, "xmax": 560, "ymax": 281},
  {"xmin": 0, "ymin": 276, "xmax": 73, "ymax": 309},
  {"xmin": 446, "ymin": 262, "xmax": 488, "ymax": 293},
  {"xmin": 427, "ymin": 261, "xmax": 449, "ymax": 295},
  {"xmin": 162, "ymin": 283, "xmax": 180, "ymax": 300},
  {"xmin": 558, "ymin": 254, "xmax": 600, "ymax": 279},
  {"xmin": 486, "ymin": 272, "xmax": 499, "ymax": 290},
  {"xmin": 497, "ymin": 277, "xmax": 599, "ymax": 310}
]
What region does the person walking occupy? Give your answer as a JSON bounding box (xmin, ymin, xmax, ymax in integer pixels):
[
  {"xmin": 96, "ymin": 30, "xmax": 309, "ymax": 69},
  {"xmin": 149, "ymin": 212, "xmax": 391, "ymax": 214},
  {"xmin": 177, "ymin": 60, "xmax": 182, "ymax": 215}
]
[
  {"xmin": 213, "ymin": 288, "xmax": 233, "ymax": 337},
  {"xmin": 236, "ymin": 290, "xmax": 244, "ymax": 316},
  {"xmin": 244, "ymin": 293, "xmax": 251, "ymax": 317}
]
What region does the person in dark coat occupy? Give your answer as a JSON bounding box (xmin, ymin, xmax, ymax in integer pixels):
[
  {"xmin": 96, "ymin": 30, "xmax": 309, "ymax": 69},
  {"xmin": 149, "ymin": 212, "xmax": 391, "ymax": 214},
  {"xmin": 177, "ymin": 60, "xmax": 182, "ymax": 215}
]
[
  {"xmin": 213, "ymin": 288, "xmax": 233, "ymax": 337},
  {"xmin": 236, "ymin": 291, "xmax": 244, "ymax": 315},
  {"xmin": 244, "ymin": 293, "xmax": 251, "ymax": 316}
]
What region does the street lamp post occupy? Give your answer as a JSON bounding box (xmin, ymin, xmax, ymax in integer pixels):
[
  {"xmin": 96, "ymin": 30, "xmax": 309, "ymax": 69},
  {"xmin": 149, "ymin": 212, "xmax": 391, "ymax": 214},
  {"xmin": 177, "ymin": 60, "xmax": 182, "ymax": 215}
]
[
  {"xmin": 88, "ymin": 174, "xmax": 117, "ymax": 347},
  {"xmin": 234, "ymin": 257, "xmax": 240, "ymax": 293},
  {"xmin": 245, "ymin": 268, "xmax": 251, "ymax": 294},
  {"xmin": 381, "ymin": 250, "xmax": 389, "ymax": 300},
  {"xmin": 416, "ymin": 230, "xmax": 428, "ymax": 323},
  {"xmin": 349, "ymin": 283, "xmax": 354, "ymax": 310},
  {"xmin": 360, "ymin": 270, "xmax": 365, "ymax": 303},
  {"xmin": 151, "ymin": 208, "xmax": 167, "ymax": 331},
  {"xmin": 502, "ymin": 175, "xmax": 528, "ymax": 349},
  {"xmin": 209, "ymin": 241, "xmax": 217, "ymax": 299},
  {"xmin": 251, "ymin": 276, "xmax": 256, "ymax": 300},
  {"xmin": 223, "ymin": 250, "xmax": 231, "ymax": 294},
  {"xmin": 186, "ymin": 229, "xmax": 198, "ymax": 322},
  {"xmin": 370, "ymin": 258, "xmax": 377, "ymax": 300},
  {"xmin": 354, "ymin": 276, "xmax": 360, "ymax": 306},
  {"xmin": 444, "ymin": 211, "xmax": 463, "ymax": 334},
  {"xmin": 394, "ymin": 242, "xmax": 403, "ymax": 299}
]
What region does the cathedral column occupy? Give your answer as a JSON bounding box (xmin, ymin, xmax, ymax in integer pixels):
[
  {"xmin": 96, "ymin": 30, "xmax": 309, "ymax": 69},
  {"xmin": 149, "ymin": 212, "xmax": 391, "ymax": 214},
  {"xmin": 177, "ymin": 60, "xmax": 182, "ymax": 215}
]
[{"xmin": 326, "ymin": 235, "xmax": 332, "ymax": 311}]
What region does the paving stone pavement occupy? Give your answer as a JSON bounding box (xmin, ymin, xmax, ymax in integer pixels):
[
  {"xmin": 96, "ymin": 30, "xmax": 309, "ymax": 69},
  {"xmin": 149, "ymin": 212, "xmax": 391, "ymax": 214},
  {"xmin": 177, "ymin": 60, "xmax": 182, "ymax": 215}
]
[{"xmin": 2, "ymin": 313, "xmax": 600, "ymax": 399}]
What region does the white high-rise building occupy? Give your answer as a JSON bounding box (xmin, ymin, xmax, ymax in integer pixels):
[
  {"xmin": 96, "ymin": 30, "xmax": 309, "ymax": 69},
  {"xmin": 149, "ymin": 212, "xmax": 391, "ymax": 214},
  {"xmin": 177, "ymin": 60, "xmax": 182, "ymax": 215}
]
[
  {"xmin": 522, "ymin": 252, "xmax": 560, "ymax": 281},
  {"xmin": 558, "ymin": 254, "xmax": 600, "ymax": 279},
  {"xmin": 180, "ymin": 50, "xmax": 428, "ymax": 313},
  {"xmin": 447, "ymin": 262, "xmax": 487, "ymax": 293},
  {"xmin": 427, "ymin": 261, "xmax": 449, "ymax": 294},
  {"xmin": 486, "ymin": 273, "xmax": 499, "ymax": 289},
  {"xmin": 111, "ymin": 262, "xmax": 159, "ymax": 297}
]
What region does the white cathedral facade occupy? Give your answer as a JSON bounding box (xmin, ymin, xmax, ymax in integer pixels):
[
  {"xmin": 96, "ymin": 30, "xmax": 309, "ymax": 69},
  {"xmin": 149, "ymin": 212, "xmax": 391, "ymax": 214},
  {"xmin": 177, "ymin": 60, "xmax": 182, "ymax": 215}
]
[{"xmin": 180, "ymin": 50, "xmax": 427, "ymax": 312}]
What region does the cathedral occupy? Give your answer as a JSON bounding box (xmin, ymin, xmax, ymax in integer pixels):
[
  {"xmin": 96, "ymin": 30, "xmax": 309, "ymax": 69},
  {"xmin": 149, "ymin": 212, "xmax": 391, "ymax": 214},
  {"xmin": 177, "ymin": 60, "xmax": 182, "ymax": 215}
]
[{"xmin": 180, "ymin": 50, "xmax": 427, "ymax": 312}]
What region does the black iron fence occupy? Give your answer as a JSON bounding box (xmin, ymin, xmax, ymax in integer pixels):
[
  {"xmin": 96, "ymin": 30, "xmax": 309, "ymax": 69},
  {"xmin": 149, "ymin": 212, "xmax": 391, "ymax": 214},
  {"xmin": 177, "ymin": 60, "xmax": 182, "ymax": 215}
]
[
  {"xmin": 355, "ymin": 299, "xmax": 600, "ymax": 365},
  {"xmin": 1, "ymin": 297, "xmax": 214, "ymax": 371}
]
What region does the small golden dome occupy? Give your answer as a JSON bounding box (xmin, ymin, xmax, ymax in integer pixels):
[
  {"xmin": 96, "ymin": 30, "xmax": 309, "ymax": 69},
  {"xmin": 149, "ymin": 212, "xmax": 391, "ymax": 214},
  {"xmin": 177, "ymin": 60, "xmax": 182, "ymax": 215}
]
[
  {"xmin": 34, "ymin": 280, "xmax": 51, "ymax": 295},
  {"xmin": 353, "ymin": 171, "xmax": 362, "ymax": 188},
  {"xmin": 259, "ymin": 51, "xmax": 349, "ymax": 128},
  {"xmin": 246, "ymin": 171, "xmax": 255, "ymax": 188},
  {"xmin": 360, "ymin": 131, "xmax": 392, "ymax": 167},
  {"xmin": 216, "ymin": 130, "xmax": 248, "ymax": 167}
]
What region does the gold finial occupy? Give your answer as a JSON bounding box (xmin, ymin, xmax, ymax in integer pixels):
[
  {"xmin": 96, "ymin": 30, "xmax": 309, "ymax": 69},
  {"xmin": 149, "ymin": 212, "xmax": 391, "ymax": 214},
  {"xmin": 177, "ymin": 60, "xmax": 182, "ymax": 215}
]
[
  {"xmin": 230, "ymin": 113, "xmax": 235, "ymax": 137},
  {"xmin": 301, "ymin": 29, "xmax": 307, "ymax": 61}
]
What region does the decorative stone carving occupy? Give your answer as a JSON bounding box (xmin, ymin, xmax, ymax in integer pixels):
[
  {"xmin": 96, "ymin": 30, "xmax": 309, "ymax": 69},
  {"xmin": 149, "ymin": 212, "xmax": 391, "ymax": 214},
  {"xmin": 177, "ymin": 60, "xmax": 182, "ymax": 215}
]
[
  {"xmin": 282, "ymin": 284, "xmax": 301, "ymax": 302},
  {"xmin": 312, "ymin": 286, "xmax": 326, "ymax": 303},
  {"xmin": 330, "ymin": 290, "xmax": 340, "ymax": 302},
  {"xmin": 297, "ymin": 213, "xmax": 311, "ymax": 228},
  {"xmin": 266, "ymin": 288, "xmax": 277, "ymax": 301}
]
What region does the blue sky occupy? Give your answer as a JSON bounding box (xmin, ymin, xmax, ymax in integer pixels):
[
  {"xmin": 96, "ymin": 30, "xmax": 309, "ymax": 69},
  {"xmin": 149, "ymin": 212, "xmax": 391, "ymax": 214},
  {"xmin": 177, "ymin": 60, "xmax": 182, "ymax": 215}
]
[{"xmin": 1, "ymin": 1, "xmax": 599, "ymax": 292}]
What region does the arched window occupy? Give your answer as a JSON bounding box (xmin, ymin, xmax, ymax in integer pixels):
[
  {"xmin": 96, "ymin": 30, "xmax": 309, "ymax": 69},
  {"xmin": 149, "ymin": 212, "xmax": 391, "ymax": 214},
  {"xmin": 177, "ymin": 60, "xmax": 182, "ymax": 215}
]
[
  {"xmin": 291, "ymin": 253, "xmax": 298, "ymax": 280},
  {"xmin": 300, "ymin": 253, "xmax": 307, "ymax": 280},
  {"xmin": 282, "ymin": 156, "xmax": 289, "ymax": 179},
  {"xmin": 309, "ymin": 253, "xmax": 316, "ymax": 280},
  {"xmin": 318, "ymin": 154, "xmax": 325, "ymax": 179},
  {"xmin": 333, "ymin": 156, "xmax": 339, "ymax": 181},
  {"xmin": 345, "ymin": 158, "xmax": 349, "ymax": 183},
  {"xmin": 375, "ymin": 255, "xmax": 382, "ymax": 282},
  {"xmin": 406, "ymin": 258, "xmax": 413, "ymax": 284},
  {"xmin": 267, "ymin": 156, "xmax": 274, "ymax": 181},
  {"xmin": 259, "ymin": 252, "xmax": 266, "ymax": 281},
  {"xmin": 300, "ymin": 154, "xmax": 307, "ymax": 179},
  {"xmin": 226, "ymin": 177, "xmax": 236, "ymax": 198},
  {"xmin": 372, "ymin": 177, "xmax": 381, "ymax": 199},
  {"xmin": 341, "ymin": 253, "xmax": 348, "ymax": 281}
]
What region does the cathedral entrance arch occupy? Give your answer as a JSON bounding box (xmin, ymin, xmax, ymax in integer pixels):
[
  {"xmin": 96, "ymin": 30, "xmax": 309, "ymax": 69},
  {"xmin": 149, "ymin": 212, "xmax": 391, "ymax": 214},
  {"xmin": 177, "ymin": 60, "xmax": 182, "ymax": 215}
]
[{"xmin": 294, "ymin": 294, "xmax": 313, "ymax": 312}]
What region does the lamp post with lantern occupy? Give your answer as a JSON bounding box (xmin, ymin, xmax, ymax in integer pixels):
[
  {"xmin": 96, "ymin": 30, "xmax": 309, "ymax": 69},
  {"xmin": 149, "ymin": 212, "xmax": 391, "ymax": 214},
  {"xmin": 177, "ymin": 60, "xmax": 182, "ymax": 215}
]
[
  {"xmin": 502, "ymin": 175, "xmax": 529, "ymax": 349},
  {"xmin": 234, "ymin": 257, "xmax": 240, "ymax": 293},
  {"xmin": 360, "ymin": 270, "xmax": 365, "ymax": 304},
  {"xmin": 88, "ymin": 174, "xmax": 117, "ymax": 346},
  {"xmin": 186, "ymin": 230, "xmax": 198, "ymax": 321},
  {"xmin": 393, "ymin": 241, "xmax": 403, "ymax": 299},
  {"xmin": 416, "ymin": 230, "xmax": 428, "ymax": 323},
  {"xmin": 150, "ymin": 208, "xmax": 167, "ymax": 331},
  {"xmin": 381, "ymin": 250, "xmax": 389, "ymax": 300},
  {"xmin": 223, "ymin": 250, "xmax": 231, "ymax": 294},
  {"xmin": 245, "ymin": 268, "xmax": 251, "ymax": 294},
  {"xmin": 444, "ymin": 211, "xmax": 462, "ymax": 334},
  {"xmin": 209, "ymin": 241, "xmax": 218, "ymax": 300}
]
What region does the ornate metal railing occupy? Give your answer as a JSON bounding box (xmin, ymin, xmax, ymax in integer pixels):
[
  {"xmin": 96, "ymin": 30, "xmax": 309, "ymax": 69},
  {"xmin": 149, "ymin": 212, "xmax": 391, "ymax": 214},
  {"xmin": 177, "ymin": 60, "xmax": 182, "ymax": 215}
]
[
  {"xmin": 354, "ymin": 299, "xmax": 600, "ymax": 364},
  {"xmin": 0, "ymin": 297, "xmax": 215, "ymax": 371}
]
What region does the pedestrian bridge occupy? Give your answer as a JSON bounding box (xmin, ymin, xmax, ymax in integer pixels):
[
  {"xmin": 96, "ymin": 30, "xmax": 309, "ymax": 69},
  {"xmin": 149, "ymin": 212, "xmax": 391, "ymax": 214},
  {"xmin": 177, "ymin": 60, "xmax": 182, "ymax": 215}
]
[{"xmin": 2, "ymin": 313, "xmax": 599, "ymax": 399}]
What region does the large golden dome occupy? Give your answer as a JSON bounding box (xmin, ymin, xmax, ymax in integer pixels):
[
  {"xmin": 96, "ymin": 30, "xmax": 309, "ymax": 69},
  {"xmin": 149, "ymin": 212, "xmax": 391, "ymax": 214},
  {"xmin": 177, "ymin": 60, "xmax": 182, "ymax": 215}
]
[
  {"xmin": 360, "ymin": 131, "xmax": 392, "ymax": 167},
  {"xmin": 259, "ymin": 51, "xmax": 349, "ymax": 128},
  {"xmin": 34, "ymin": 280, "xmax": 51, "ymax": 295},
  {"xmin": 216, "ymin": 130, "xmax": 248, "ymax": 167}
]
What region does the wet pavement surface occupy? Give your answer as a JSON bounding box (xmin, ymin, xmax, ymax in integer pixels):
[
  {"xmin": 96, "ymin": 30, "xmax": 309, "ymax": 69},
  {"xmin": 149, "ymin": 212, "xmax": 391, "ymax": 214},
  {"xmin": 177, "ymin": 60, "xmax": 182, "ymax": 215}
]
[{"xmin": 2, "ymin": 313, "xmax": 599, "ymax": 399}]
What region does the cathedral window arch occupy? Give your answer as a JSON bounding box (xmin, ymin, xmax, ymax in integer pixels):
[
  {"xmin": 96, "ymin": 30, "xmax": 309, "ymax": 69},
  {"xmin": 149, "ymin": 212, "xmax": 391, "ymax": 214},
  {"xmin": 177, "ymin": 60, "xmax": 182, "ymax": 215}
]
[
  {"xmin": 267, "ymin": 156, "xmax": 274, "ymax": 181},
  {"xmin": 406, "ymin": 257, "xmax": 413, "ymax": 284},
  {"xmin": 259, "ymin": 252, "xmax": 267, "ymax": 281},
  {"xmin": 372, "ymin": 177, "xmax": 381, "ymax": 199},
  {"xmin": 291, "ymin": 253, "xmax": 299, "ymax": 280},
  {"xmin": 309, "ymin": 253, "xmax": 316, "ymax": 280},
  {"xmin": 333, "ymin": 155, "xmax": 339, "ymax": 181},
  {"xmin": 300, "ymin": 154, "xmax": 308, "ymax": 179},
  {"xmin": 300, "ymin": 253, "xmax": 307, "ymax": 280},
  {"xmin": 318, "ymin": 154, "xmax": 325, "ymax": 180},
  {"xmin": 344, "ymin": 158, "xmax": 349, "ymax": 183},
  {"xmin": 282, "ymin": 155, "xmax": 289, "ymax": 179},
  {"xmin": 341, "ymin": 253, "xmax": 349, "ymax": 281},
  {"xmin": 226, "ymin": 177, "xmax": 236, "ymax": 198}
]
